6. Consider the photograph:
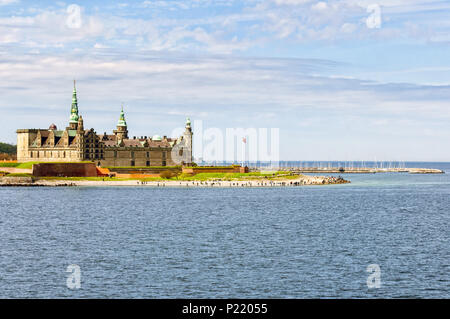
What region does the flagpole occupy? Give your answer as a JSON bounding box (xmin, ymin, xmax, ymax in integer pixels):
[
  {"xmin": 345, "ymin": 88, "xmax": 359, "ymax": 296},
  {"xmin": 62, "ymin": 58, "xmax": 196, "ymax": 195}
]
[{"xmin": 241, "ymin": 139, "xmax": 245, "ymax": 167}]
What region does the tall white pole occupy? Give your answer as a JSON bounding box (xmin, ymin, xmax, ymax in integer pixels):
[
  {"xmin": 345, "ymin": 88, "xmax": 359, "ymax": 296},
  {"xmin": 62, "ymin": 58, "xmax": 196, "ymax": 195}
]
[{"xmin": 241, "ymin": 140, "xmax": 245, "ymax": 167}]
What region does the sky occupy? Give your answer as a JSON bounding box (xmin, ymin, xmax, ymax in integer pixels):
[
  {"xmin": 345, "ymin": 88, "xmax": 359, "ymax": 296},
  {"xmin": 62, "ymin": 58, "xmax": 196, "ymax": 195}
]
[{"xmin": 0, "ymin": 0, "xmax": 449, "ymax": 161}]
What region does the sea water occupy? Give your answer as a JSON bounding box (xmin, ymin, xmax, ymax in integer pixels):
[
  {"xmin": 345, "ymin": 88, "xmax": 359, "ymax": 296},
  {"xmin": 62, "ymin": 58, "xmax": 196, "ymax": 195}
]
[{"xmin": 0, "ymin": 162, "xmax": 449, "ymax": 298}]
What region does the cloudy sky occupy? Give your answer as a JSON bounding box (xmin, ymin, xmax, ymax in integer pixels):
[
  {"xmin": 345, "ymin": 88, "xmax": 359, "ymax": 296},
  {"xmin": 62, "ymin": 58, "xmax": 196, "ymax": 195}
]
[{"xmin": 0, "ymin": 0, "xmax": 449, "ymax": 161}]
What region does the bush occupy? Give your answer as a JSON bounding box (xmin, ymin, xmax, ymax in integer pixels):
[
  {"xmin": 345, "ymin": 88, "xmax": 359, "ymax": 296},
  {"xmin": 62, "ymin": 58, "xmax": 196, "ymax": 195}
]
[
  {"xmin": 0, "ymin": 142, "xmax": 16, "ymax": 155},
  {"xmin": 159, "ymin": 170, "xmax": 177, "ymax": 179}
]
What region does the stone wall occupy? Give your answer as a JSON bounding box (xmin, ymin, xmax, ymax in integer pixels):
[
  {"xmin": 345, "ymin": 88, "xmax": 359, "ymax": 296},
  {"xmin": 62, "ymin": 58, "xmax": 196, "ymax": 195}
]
[
  {"xmin": 32, "ymin": 163, "xmax": 98, "ymax": 177},
  {"xmin": 101, "ymin": 148, "xmax": 176, "ymax": 167},
  {"xmin": 1, "ymin": 176, "xmax": 35, "ymax": 184}
]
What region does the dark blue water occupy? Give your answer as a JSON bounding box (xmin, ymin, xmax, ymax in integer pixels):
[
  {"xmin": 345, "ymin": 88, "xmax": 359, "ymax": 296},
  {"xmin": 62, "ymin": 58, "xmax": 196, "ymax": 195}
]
[{"xmin": 0, "ymin": 162, "xmax": 449, "ymax": 298}]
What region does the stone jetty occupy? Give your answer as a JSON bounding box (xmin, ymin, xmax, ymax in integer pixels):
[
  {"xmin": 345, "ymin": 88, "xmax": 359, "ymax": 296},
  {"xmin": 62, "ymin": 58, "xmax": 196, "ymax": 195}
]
[{"xmin": 285, "ymin": 167, "xmax": 444, "ymax": 174}]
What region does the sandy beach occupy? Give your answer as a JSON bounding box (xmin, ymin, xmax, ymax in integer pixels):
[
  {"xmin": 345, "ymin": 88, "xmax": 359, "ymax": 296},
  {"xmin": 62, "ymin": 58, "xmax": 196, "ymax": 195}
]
[{"xmin": 0, "ymin": 175, "xmax": 349, "ymax": 187}]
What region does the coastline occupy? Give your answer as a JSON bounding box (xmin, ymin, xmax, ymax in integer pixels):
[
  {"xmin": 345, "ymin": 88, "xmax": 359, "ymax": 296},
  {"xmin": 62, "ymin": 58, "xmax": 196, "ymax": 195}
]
[{"xmin": 0, "ymin": 175, "xmax": 349, "ymax": 187}]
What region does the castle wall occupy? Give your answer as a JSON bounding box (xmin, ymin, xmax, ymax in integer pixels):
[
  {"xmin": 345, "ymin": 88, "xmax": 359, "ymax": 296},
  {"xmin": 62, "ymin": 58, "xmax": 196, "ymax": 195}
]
[
  {"xmin": 101, "ymin": 148, "xmax": 177, "ymax": 167},
  {"xmin": 32, "ymin": 163, "xmax": 97, "ymax": 177},
  {"xmin": 28, "ymin": 149, "xmax": 81, "ymax": 162},
  {"xmin": 16, "ymin": 130, "xmax": 36, "ymax": 162},
  {"xmin": 16, "ymin": 129, "xmax": 83, "ymax": 162}
]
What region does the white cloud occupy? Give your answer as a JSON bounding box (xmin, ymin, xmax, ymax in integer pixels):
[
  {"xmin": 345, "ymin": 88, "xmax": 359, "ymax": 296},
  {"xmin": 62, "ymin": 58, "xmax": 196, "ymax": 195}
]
[
  {"xmin": 311, "ymin": 1, "xmax": 327, "ymax": 11},
  {"xmin": 273, "ymin": 0, "xmax": 312, "ymax": 5},
  {"xmin": 0, "ymin": 0, "xmax": 18, "ymax": 6},
  {"xmin": 0, "ymin": 1, "xmax": 448, "ymax": 159}
]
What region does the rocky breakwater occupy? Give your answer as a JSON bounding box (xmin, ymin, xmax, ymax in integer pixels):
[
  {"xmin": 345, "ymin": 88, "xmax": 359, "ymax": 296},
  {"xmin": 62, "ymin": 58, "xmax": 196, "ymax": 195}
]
[
  {"xmin": 1, "ymin": 176, "xmax": 35, "ymax": 185},
  {"xmin": 296, "ymin": 175, "xmax": 350, "ymax": 185},
  {"xmin": 0, "ymin": 176, "xmax": 75, "ymax": 187},
  {"xmin": 408, "ymin": 168, "xmax": 445, "ymax": 174}
]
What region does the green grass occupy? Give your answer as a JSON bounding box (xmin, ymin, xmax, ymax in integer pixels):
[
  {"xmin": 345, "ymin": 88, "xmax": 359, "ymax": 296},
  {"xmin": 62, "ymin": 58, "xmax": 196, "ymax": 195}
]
[
  {"xmin": 185, "ymin": 166, "xmax": 241, "ymax": 169},
  {"xmin": 16, "ymin": 162, "xmax": 41, "ymax": 169},
  {"xmin": 0, "ymin": 162, "xmax": 20, "ymax": 167},
  {"xmin": 32, "ymin": 171, "xmax": 299, "ymax": 182},
  {"xmin": 104, "ymin": 166, "xmax": 181, "ymax": 169},
  {"xmin": 168, "ymin": 171, "xmax": 295, "ymax": 181},
  {"xmin": 39, "ymin": 176, "xmax": 122, "ymax": 181},
  {"xmin": 0, "ymin": 161, "xmax": 93, "ymax": 169}
]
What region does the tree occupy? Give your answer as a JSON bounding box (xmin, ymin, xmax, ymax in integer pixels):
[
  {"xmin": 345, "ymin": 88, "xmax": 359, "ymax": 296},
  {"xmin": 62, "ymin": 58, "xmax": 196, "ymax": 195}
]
[{"xmin": 0, "ymin": 142, "xmax": 16, "ymax": 155}]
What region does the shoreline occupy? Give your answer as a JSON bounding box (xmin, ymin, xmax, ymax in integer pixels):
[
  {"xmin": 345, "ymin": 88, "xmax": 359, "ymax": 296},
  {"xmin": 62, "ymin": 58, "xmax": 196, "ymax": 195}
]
[{"xmin": 0, "ymin": 175, "xmax": 349, "ymax": 188}]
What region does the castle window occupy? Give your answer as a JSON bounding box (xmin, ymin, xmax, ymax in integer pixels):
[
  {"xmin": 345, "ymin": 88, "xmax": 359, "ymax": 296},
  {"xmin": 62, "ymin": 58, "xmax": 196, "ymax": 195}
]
[
  {"xmin": 146, "ymin": 160, "xmax": 150, "ymax": 166},
  {"xmin": 30, "ymin": 152, "xmax": 33, "ymax": 158},
  {"xmin": 114, "ymin": 151, "xmax": 117, "ymax": 158},
  {"xmin": 131, "ymin": 160, "xmax": 135, "ymax": 167},
  {"xmin": 146, "ymin": 152, "xmax": 150, "ymax": 158},
  {"xmin": 179, "ymin": 149, "xmax": 183, "ymax": 156},
  {"xmin": 131, "ymin": 151, "xmax": 135, "ymax": 158},
  {"xmin": 162, "ymin": 160, "xmax": 166, "ymax": 166}
]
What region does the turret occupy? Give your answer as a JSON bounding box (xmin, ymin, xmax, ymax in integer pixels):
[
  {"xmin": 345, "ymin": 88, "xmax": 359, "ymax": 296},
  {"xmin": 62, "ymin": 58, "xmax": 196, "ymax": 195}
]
[
  {"xmin": 77, "ymin": 115, "xmax": 84, "ymax": 132},
  {"xmin": 76, "ymin": 115, "xmax": 84, "ymax": 160},
  {"xmin": 114, "ymin": 106, "xmax": 128, "ymax": 141},
  {"xmin": 69, "ymin": 80, "xmax": 80, "ymax": 130},
  {"xmin": 183, "ymin": 117, "xmax": 193, "ymax": 164}
]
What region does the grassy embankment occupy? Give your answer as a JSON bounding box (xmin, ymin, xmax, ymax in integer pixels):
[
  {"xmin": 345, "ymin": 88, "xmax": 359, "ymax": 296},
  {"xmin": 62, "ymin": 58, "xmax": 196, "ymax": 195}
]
[
  {"xmin": 0, "ymin": 162, "xmax": 299, "ymax": 181},
  {"xmin": 0, "ymin": 161, "xmax": 92, "ymax": 169},
  {"xmin": 38, "ymin": 171, "xmax": 298, "ymax": 182}
]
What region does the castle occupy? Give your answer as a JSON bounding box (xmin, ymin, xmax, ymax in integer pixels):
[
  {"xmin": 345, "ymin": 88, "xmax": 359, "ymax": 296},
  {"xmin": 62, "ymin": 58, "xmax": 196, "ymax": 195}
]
[{"xmin": 16, "ymin": 82, "xmax": 193, "ymax": 167}]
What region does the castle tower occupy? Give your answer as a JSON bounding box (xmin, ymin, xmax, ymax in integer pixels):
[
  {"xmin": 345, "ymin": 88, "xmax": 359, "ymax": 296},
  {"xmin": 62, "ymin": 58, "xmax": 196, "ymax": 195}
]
[
  {"xmin": 76, "ymin": 115, "xmax": 84, "ymax": 160},
  {"xmin": 77, "ymin": 115, "xmax": 84, "ymax": 132},
  {"xmin": 114, "ymin": 106, "xmax": 128, "ymax": 141},
  {"xmin": 69, "ymin": 80, "xmax": 80, "ymax": 130},
  {"xmin": 183, "ymin": 117, "xmax": 193, "ymax": 164}
]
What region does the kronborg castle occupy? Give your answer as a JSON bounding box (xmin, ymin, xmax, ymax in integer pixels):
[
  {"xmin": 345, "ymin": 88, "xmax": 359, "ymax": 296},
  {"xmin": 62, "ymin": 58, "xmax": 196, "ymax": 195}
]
[{"xmin": 17, "ymin": 82, "xmax": 193, "ymax": 167}]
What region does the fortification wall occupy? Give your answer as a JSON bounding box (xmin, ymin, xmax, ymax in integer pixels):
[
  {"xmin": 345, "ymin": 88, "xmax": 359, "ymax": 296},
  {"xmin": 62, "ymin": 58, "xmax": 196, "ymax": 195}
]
[{"xmin": 32, "ymin": 163, "xmax": 98, "ymax": 177}]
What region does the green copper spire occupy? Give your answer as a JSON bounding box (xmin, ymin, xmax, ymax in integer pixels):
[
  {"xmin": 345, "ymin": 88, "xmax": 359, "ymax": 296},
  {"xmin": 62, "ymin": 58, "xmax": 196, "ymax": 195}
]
[
  {"xmin": 117, "ymin": 105, "xmax": 127, "ymax": 127},
  {"xmin": 186, "ymin": 117, "xmax": 191, "ymax": 128},
  {"xmin": 69, "ymin": 80, "xmax": 79, "ymax": 123}
]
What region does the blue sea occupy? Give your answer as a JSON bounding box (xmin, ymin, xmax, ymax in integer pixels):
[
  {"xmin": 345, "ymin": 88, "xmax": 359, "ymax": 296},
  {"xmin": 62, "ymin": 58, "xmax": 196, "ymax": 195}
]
[{"xmin": 0, "ymin": 162, "xmax": 449, "ymax": 298}]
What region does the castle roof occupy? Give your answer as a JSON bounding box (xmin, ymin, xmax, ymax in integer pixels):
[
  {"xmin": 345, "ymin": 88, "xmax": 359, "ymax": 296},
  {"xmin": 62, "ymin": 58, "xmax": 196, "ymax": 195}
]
[
  {"xmin": 69, "ymin": 80, "xmax": 79, "ymax": 124},
  {"xmin": 117, "ymin": 106, "xmax": 127, "ymax": 127},
  {"xmin": 99, "ymin": 135, "xmax": 173, "ymax": 148}
]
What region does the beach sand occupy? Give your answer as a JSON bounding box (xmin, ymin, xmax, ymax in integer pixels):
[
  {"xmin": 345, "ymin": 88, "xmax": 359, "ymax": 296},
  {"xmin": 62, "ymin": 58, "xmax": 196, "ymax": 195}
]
[{"xmin": 1, "ymin": 175, "xmax": 349, "ymax": 187}]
